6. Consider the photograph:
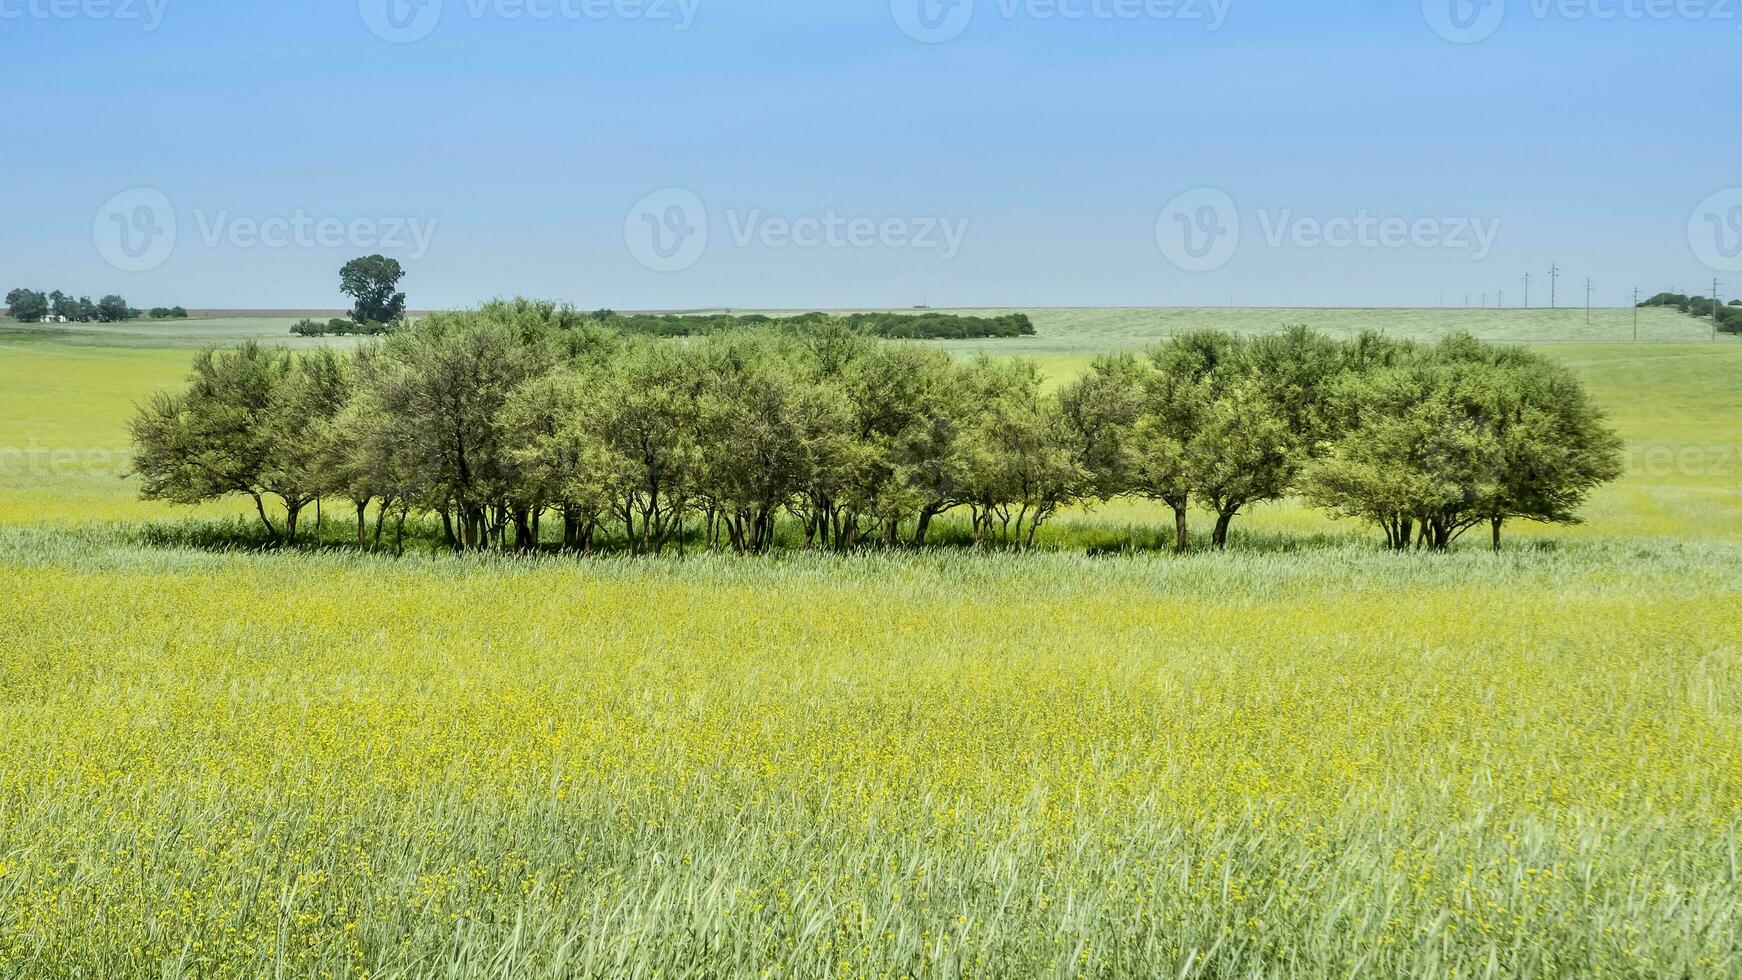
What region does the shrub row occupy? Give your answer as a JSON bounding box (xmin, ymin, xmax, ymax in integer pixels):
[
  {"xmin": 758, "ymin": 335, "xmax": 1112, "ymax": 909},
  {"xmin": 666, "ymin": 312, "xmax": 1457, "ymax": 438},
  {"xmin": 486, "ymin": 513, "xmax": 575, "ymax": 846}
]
[
  {"xmin": 1639, "ymin": 292, "xmax": 1742, "ymax": 333},
  {"xmin": 591, "ymin": 310, "xmax": 1036, "ymax": 340},
  {"xmin": 131, "ymin": 299, "xmax": 1623, "ymax": 555}
]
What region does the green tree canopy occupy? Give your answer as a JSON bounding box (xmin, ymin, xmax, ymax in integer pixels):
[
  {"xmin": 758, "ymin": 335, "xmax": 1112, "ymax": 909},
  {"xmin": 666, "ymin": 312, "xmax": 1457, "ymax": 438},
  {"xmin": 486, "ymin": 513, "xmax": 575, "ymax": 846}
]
[{"xmin": 339, "ymin": 254, "xmax": 408, "ymax": 325}]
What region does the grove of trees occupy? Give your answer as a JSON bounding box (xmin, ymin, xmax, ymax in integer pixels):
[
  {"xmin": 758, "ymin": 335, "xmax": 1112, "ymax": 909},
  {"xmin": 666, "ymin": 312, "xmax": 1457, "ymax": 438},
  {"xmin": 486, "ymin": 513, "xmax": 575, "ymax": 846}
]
[
  {"xmin": 130, "ymin": 299, "xmax": 1625, "ymax": 555},
  {"xmin": 6, "ymin": 289, "xmax": 187, "ymax": 323},
  {"xmin": 1639, "ymin": 291, "xmax": 1742, "ymax": 334},
  {"xmin": 591, "ymin": 310, "xmax": 1037, "ymax": 340}
]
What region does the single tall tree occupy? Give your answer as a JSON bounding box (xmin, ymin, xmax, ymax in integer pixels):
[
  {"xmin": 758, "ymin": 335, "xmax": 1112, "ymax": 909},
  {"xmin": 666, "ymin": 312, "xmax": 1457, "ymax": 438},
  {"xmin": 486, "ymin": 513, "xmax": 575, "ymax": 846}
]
[{"xmin": 339, "ymin": 255, "xmax": 408, "ymax": 325}]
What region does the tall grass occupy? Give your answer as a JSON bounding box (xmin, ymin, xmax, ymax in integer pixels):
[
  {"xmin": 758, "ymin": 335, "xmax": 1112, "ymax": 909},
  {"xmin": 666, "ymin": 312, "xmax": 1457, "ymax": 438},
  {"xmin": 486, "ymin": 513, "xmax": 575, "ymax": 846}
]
[{"xmin": 2, "ymin": 528, "xmax": 1738, "ymax": 976}]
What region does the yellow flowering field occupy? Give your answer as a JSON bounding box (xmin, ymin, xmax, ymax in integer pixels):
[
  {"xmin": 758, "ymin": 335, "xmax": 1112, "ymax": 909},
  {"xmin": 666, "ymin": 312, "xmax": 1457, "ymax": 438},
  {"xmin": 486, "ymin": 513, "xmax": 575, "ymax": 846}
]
[
  {"xmin": 1, "ymin": 533, "xmax": 1738, "ymax": 976},
  {"xmin": 3, "ymin": 332, "xmax": 1741, "ymax": 975}
]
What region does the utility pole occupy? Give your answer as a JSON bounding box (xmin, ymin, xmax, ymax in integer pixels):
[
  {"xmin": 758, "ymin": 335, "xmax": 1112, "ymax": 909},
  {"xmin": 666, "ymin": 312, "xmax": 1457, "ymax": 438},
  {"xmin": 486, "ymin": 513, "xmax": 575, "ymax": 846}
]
[
  {"xmin": 1715, "ymin": 277, "xmax": 1725, "ymax": 342},
  {"xmin": 1482, "ymin": 292, "xmax": 1488, "ymax": 308},
  {"xmin": 1523, "ymin": 273, "xmax": 1531, "ymax": 309},
  {"xmin": 1632, "ymin": 287, "xmax": 1640, "ymax": 342},
  {"xmin": 1585, "ymin": 277, "xmax": 1594, "ymax": 324},
  {"xmin": 1548, "ymin": 264, "xmax": 1560, "ymax": 309},
  {"xmin": 1498, "ymin": 289, "xmax": 1505, "ymax": 309}
]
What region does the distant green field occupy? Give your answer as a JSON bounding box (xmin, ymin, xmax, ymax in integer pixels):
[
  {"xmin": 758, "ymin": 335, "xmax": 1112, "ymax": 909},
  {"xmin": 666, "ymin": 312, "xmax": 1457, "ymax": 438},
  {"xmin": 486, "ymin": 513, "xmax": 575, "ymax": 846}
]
[
  {"xmin": 872, "ymin": 306, "xmax": 1721, "ymax": 357},
  {"xmin": 0, "ymin": 315, "xmax": 360, "ymax": 350},
  {"xmin": 7, "ymin": 305, "xmax": 1729, "ymax": 353}
]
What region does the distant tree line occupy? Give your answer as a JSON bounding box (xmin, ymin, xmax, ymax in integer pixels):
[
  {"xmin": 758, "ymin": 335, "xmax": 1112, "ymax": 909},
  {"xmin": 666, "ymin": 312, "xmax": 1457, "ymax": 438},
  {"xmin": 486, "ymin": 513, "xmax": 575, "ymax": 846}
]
[
  {"xmin": 5, "ymin": 288, "xmax": 185, "ymax": 324},
  {"xmin": 590, "ymin": 310, "xmax": 1037, "ymax": 340},
  {"xmin": 130, "ymin": 299, "xmax": 1623, "ymax": 555},
  {"xmin": 1638, "ymin": 292, "xmax": 1742, "ymax": 334}
]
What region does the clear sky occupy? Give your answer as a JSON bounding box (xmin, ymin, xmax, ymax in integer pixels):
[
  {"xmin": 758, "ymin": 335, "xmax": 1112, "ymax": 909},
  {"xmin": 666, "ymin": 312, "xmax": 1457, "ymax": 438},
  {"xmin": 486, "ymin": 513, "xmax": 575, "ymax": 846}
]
[{"xmin": 6, "ymin": 0, "xmax": 1740, "ymax": 310}]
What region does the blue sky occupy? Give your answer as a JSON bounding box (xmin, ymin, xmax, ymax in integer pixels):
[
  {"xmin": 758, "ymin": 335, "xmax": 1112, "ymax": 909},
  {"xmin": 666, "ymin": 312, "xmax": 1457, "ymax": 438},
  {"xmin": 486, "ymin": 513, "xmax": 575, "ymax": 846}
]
[{"xmin": 5, "ymin": 0, "xmax": 1740, "ymax": 310}]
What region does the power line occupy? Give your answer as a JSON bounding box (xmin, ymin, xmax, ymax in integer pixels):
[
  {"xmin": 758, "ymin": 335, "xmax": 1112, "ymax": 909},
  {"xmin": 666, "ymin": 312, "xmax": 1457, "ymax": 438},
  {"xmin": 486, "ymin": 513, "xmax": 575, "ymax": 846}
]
[{"xmin": 1548, "ymin": 264, "xmax": 1561, "ymax": 309}]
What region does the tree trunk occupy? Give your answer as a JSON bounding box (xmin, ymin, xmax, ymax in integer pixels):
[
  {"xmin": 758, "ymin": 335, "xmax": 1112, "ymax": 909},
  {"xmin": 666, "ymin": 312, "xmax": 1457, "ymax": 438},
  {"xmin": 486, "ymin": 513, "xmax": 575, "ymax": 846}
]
[
  {"xmin": 252, "ymin": 494, "xmax": 280, "ymax": 543},
  {"xmin": 440, "ymin": 506, "xmax": 457, "ymax": 551},
  {"xmin": 355, "ymin": 501, "xmax": 369, "ymax": 547},
  {"xmin": 284, "ymin": 502, "xmax": 302, "ymax": 545},
  {"xmin": 913, "ymin": 506, "xmax": 937, "ymax": 548},
  {"xmin": 1491, "ymin": 516, "xmax": 1503, "ymax": 552},
  {"xmin": 373, "ymin": 499, "xmax": 390, "ymax": 549},
  {"xmin": 1171, "ymin": 502, "xmax": 1189, "ymax": 554},
  {"xmin": 1211, "ymin": 509, "xmax": 1235, "ymax": 550},
  {"xmin": 512, "ymin": 506, "xmax": 535, "ymax": 554}
]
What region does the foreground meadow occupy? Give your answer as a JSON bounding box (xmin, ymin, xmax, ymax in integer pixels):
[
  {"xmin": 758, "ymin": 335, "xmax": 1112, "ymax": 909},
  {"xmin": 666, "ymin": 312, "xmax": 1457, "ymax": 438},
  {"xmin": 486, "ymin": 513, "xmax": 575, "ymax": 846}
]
[{"xmin": 1, "ymin": 532, "xmax": 1739, "ymax": 976}]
